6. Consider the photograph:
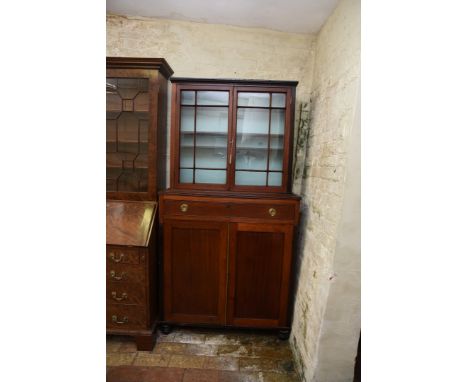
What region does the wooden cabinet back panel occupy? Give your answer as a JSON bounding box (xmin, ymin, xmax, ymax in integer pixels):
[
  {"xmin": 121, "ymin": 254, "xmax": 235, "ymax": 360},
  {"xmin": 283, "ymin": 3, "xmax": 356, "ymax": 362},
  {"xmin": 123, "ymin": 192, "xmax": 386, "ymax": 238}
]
[{"xmin": 164, "ymin": 220, "xmax": 227, "ymax": 324}]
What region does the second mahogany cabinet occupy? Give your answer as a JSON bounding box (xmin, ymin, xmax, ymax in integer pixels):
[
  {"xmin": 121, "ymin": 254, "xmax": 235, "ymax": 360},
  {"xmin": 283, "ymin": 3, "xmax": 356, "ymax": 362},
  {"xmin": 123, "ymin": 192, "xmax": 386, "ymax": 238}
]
[{"xmin": 160, "ymin": 78, "xmax": 300, "ymax": 338}]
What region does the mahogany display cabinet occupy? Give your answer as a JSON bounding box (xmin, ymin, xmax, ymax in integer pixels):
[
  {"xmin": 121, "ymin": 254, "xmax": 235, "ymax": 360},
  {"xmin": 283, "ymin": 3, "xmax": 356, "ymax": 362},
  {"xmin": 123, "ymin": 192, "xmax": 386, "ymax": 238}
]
[
  {"xmin": 106, "ymin": 57, "xmax": 173, "ymax": 200},
  {"xmin": 159, "ymin": 78, "xmax": 301, "ymax": 339},
  {"xmin": 106, "ymin": 57, "xmax": 173, "ymax": 350}
]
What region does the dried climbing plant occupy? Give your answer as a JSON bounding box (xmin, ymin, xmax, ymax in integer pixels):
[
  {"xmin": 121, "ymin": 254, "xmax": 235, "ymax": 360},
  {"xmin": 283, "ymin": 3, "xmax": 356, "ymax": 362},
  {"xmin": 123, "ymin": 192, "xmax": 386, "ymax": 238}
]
[{"xmin": 293, "ymin": 101, "xmax": 312, "ymax": 182}]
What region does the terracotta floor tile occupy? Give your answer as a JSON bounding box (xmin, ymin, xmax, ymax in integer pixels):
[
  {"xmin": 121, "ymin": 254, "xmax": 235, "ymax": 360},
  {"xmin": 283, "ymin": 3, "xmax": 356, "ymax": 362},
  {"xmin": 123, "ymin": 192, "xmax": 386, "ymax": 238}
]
[
  {"xmin": 260, "ymin": 371, "xmax": 301, "ymax": 382},
  {"xmin": 169, "ymin": 354, "xmax": 207, "ymax": 369},
  {"xmin": 251, "ymin": 345, "xmax": 293, "ymax": 360},
  {"xmin": 107, "ymin": 339, "xmax": 123, "ymax": 353},
  {"xmin": 216, "ymin": 344, "xmax": 253, "ymax": 357},
  {"xmin": 183, "ymin": 368, "xmax": 220, "ymax": 382},
  {"xmin": 106, "ymin": 329, "xmax": 300, "ymax": 381},
  {"xmin": 142, "ymin": 367, "xmax": 185, "ymax": 382},
  {"xmin": 218, "ymin": 370, "xmax": 261, "ymax": 382},
  {"xmin": 238, "ymin": 358, "xmax": 280, "ymax": 373},
  {"xmin": 157, "ymin": 331, "xmax": 178, "ymax": 342},
  {"xmin": 133, "ymin": 353, "xmax": 171, "ymax": 367},
  {"xmin": 154, "ymin": 342, "xmax": 217, "ymax": 356},
  {"xmin": 205, "ymin": 333, "xmax": 245, "ymax": 345},
  {"xmin": 118, "ymin": 340, "xmax": 138, "ymax": 353},
  {"xmin": 106, "ymin": 352, "xmax": 136, "ymax": 366},
  {"xmin": 173, "ymin": 331, "xmax": 206, "ymax": 344},
  {"xmin": 106, "ymin": 366, "xmax": 146, "ymax": 382},
  {"xmin": 203, "ymin": 356, "xmax": 239, "ymax": 371}
]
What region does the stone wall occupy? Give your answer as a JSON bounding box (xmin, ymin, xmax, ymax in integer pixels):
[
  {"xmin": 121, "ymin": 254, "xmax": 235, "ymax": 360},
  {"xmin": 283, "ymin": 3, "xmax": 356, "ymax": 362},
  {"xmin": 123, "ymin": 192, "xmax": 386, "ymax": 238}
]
[{"xmin": 290, "ymin": 0, "xmax": 361, "ymax": 381}]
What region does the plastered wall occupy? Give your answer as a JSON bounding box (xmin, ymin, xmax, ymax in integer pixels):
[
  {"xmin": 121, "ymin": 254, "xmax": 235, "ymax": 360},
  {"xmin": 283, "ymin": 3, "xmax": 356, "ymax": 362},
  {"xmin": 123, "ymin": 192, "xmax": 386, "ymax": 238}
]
[
  {"xmin": 107, "ymin": 15, "xmax": 315, "ymax": 103},
  {"xmin": 290, "ymin": 0, "xmax": 361, "ymax": 380}
]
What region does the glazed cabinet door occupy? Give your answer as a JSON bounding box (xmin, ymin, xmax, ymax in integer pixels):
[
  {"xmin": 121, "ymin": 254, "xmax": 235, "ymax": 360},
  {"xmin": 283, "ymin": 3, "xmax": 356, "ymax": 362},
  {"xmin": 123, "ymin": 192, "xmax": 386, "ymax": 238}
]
[
  {"xmin": 227, "ymin": 223, "xmax": 293, "ymax": 328},
  {"xmin": 163, "ymin": 220, "xmax": 228, "ymax": 324}
]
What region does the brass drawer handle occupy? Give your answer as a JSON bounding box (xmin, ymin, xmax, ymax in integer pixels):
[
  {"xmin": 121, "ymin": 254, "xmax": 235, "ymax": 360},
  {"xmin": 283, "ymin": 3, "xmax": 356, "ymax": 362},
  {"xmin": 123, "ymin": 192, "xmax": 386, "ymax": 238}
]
[
  {"xmin": 110, "ymin": 252, "xmax": 124, "ymax": 263},
  {"xmin": 269, "ymin": 208, "xmax": 277, "ymax": 217},
  {"xmin": 110, "ymin": 270, "xmax": 126, "ymax": 281},
  {"xmin": 180, "ymin": 203, "xmax": 188, "ymax": 212},
  {"xmin": 111, "ymin": 291, "xmax": 128, "ymax": 301},
  {"xmin": 111, "ymin": 315, "xmax": 128, "ymax": 324}
]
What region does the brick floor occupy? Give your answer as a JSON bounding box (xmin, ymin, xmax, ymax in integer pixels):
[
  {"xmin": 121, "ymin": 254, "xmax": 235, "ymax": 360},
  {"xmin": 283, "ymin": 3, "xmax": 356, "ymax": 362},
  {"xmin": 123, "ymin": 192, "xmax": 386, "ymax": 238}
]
[{"xmin": 107, "ymin": 328, "xmax": 301, "ymax": 381}]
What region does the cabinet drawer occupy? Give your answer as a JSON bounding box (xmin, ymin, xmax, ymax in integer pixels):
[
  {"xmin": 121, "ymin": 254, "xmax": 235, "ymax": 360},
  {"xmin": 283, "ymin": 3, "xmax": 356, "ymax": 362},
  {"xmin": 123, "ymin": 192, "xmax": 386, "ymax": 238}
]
[
  {"xmin": 106, "ymin": 247, "xmax": 141, "ymax": 265},
  {"xmin": 106, "ymin": 282, "xmax": 146, "ymax": 306},
  {"xmin": 106, "ymin": 264, "xmax": 146, "ymax": 284},
  {"xmin": 107, "ymin": 304, "xmax": 147, "ymax": 329},
  {"xmin": 164, "ymin": 199, "xmax": 230, "ymax": 218},
  {"xmin": 230, "ymin": 203, "xmax": 296, "ymax": 221}
]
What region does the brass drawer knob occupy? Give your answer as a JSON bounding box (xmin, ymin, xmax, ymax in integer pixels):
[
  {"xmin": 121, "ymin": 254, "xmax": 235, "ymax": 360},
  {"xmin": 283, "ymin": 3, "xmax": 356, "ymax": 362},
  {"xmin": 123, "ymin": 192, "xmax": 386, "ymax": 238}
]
[
  {"xmin": 110, "ymin": 252, "xmax": 124, "ymax": 263},
  {"xmin": 268, "ymin": 208, "xmax": 277, "ymax": 217},
  {"xmin": 111, "ymin": 315, "xmax": 128, "ymax": 324},
  {"xmin": 110, "ymin": 270, "xmax": 126, "ymax": 281},
  {"xmin": 111, "ymin": 291, "xmax": 128, "ymax": 301},
  {"xmin": 180, "ymin": 203, "xmax": 188, "ymax": 212}
]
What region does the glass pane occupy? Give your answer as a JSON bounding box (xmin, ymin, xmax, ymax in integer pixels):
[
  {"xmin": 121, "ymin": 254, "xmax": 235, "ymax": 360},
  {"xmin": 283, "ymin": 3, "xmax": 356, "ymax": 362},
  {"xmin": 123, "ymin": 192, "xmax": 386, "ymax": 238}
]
[
  {"xmin": 272, "ymin": 93, "xmax": 286, "ymax": 108},
  {"xmin": 270, "ymin": 109, "xmax": 285, "ymax": 134},
  {"xmin": 181, "ymin": 106, "xmax": 195, "ymax": 132},
  {"xmin": 238, "ymin": 92, "xmax": 270, "ymax": 107},
  {"xmin": 116, "ymin": 78, "xmax": 148, "ymax": 99},
  {"xmin": 180, "ymin": 132, "xmax": 194, "ymax": 167},
  {"xmin": 196, "ymin": 107, "xmax": 228, "ymax": 133},
  {"xmin": 269, "ymin": 135, "xmax": 284, "ymax": 171},
  {"xmin": 106, "ymin": 77, "xmax": 149, "ymax": 194},
  {"xmin": 236, "ymin": 149, "xmax": 267, "ymax": 171},
  {"xmin": 197, "ymin": 91, "xmax": 229, "ymax": 105},
  {"xmin": 181, "ymin": 91, "xmax": 195, "ymax": 105},
  {"xmin": 195, "ymin": 169, "xmax": 226, "ymax": 184},
  {"xmin": 195, "ymin": 133, "xmax": 228, "ymax": 169},
  {"xmin": 268, "ymin": 172, "xmax": 283, "ymax": 186},
  {"xmin": 236, "ymin": 134, "xmax": 268, "ymax": 149},
  {"xmin": 180, "ymin": 168, "xmax": 193, "ymax": 183},
  {"xmin": 237, "ymin": 108, "xmax": 269, "ymax": 134},
  {"xmin": 235, "ymin": 171, "xmax": 267, "ymax": 186}
]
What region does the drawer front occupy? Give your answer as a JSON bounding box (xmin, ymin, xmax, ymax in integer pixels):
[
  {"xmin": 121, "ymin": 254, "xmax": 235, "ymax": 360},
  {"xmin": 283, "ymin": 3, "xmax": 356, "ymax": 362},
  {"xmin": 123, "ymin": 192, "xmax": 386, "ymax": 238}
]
[
  {"xmin": 106, "ymin": 263, "xmax": 146, "ymax": 284},
  {"xmin": 163, "ymin": 199, "xmax": 230, "ymax": 218},
  {"xmin": 230, "ymin": 203, "xmax": 296, "ymax": 221},
  {"xmin": 106, "ymin": 247, "xmax": 141, "ymax": 265},
  {"xmin": 106, "ymin": 282, "xmax": 146, "ymax": 306},
  {"xmin": 107, "ymin": 304, "xmax": 147, "ymax": 329},
  {"xmin": 163, "ymin": 198, "xmax": 297, "ymax": 222}
]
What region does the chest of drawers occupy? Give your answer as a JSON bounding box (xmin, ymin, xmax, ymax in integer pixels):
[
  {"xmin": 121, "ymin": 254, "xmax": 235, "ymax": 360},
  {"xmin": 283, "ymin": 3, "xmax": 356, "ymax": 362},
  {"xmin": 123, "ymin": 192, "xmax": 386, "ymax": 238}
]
[{"xmin": 106, "ymin": 200, "xmax": 158, "ymax": 350}]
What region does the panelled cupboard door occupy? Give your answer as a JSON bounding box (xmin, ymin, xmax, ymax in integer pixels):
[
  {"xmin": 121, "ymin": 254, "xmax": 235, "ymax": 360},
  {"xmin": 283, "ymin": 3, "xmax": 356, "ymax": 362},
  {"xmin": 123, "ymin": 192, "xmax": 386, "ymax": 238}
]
[
  {"xmin": 227, "ymin": 223, "xmax": 293, "ymax": 328},
  {"xmin": 163, "ymin": 220, "xmax": 228, "ymax": 324}
]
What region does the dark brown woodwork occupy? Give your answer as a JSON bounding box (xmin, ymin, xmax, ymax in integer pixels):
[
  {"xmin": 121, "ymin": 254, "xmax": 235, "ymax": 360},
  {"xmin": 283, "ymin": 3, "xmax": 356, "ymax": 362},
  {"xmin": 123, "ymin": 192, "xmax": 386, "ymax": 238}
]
[
  {"xmin": 159, "ymin": 192, "xmax": 300, "ymax": 331},
  {"xmin": 160, "ymin": 77, "xmax": 300, "ymax": 334},
  {"xmin": 106, "ymin": 200, "xmax": 159, "ymax": 350},
  {"xmin": 106, "ymin": 57, "xmax": 173, "ymax": 201},
  {"xmin": 106, "ymin": 201, "xmax": 157, "ymax": 247},
  {"xmin": 169, "ymin": 79, "xmax": 297, "ymax": 193},
  {"xmin": 163, "ymin": 220, "xmax": 228, "ymax": 324},
  {"xmin": 227, "ymin": 223, "xmax": 294, "ymax": 327}
]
